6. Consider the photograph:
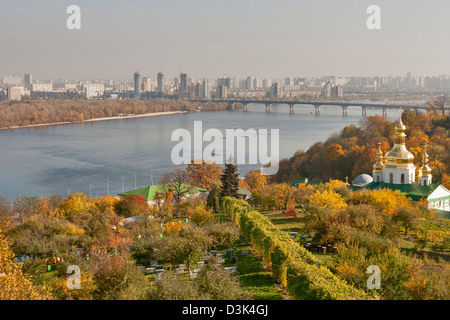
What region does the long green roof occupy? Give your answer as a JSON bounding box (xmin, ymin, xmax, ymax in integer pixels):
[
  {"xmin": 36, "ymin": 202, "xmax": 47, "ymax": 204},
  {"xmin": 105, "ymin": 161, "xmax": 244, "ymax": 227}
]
[
  {"xmin": 350, "ymin": 181, "xmax": 439, "ymax": 201},
  {"xmin": 119, "ymin": 184, "xmax": 208, "ymax": 201}
]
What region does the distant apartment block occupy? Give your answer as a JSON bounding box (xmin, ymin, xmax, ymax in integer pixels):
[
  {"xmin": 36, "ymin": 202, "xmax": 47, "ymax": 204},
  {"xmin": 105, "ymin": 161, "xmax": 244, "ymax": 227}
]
[
  {"xmin": 3, "ymin": 74, "xmax": 24, "ymax": 86},
  {"xmin": 84, "ymin": 83, "xmax": 105, "ymax": 99},
  {"xmin": 7, "ymin": 86, "xmax": 24, "ymax": 101},
  {"xmin": 32, "ymin": 83, "xmax": 53, "ymax": 92}
]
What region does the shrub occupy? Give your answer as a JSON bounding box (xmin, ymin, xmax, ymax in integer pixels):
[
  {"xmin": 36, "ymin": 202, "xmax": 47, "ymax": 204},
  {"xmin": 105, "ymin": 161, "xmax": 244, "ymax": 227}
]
[{"xmin": 221, "ymin": 197, "xmax": 371, "ymax": 300}]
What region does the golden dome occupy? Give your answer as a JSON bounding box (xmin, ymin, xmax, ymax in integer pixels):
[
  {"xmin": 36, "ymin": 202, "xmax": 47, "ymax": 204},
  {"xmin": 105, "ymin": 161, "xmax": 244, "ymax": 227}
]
[
  {"xmin": 373, "ymin": 142, "xmax": 385, "ymax": 171},
  {"xmin": 384, "ymin": 114, "xmax": 415, "ymax": 168},
  {"xmin": 395, "ymin": 117, "xmax": 406, "ymax": 132},
  {"xmin": 420, "ymin": 148, "xmax": 432, "ymax": 174}
]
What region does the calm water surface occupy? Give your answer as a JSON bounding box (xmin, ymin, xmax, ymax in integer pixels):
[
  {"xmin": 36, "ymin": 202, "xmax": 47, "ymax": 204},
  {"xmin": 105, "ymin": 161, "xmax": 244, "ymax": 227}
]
[{"xmin": 0, "ymin": 104, "xmax": 399, "ymax": 200}]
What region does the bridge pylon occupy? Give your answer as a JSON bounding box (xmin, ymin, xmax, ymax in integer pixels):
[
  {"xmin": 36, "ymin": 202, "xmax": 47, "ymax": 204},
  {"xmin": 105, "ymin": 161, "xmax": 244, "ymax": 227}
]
[
  {"xmin": 289, "ymin": 104, "xmax": 295, "ymax": 114},
  {"xmin": 382, "ymin": 107, "xmax": 388, "ymax": 118},
  {"xmin": 265, "ymin": 103, "xmax": 272, "ymax": 113},
  {"xmin": 315, "ymin": 105, "xmax": 321, "ymax": 115},
  {"xmin": 342, "ymin": 106, "xmax": 348, "ymax": 116},
  {"xmin": 362, "ymin": 106, "xmax": 368, "ymax": 117}
]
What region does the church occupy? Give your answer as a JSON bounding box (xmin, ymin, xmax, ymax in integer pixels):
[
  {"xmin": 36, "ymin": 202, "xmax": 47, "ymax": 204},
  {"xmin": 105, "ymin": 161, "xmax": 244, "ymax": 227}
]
[{"xmin": 351, "ymin": 114, "xmax": 450, "ymax": 214}]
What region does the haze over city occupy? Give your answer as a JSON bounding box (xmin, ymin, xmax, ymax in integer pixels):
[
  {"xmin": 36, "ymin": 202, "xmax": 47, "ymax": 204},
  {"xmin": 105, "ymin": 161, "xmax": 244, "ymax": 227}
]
[{"xmin": 2, "ymin": 0, "xmax": 450, "ymax": 80}]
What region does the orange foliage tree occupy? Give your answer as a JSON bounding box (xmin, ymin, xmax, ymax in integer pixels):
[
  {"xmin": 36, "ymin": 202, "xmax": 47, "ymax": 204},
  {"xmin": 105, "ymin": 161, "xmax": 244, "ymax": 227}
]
[{"xmin": 186, "ymin": 159, "xmax": 222, "ymax": 190}]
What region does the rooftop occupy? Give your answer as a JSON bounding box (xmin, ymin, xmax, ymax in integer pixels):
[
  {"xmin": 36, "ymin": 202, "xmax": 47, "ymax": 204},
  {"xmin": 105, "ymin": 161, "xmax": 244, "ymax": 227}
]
[{"xmin": 119, "ymin": 184, "xmax": 208, "ymax": 201}]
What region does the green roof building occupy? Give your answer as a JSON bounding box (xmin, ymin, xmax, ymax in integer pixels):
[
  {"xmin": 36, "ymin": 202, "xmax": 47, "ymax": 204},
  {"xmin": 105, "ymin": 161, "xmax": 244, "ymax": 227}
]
[{"xmin": 119, "ymin": 184, "xmax": 208, "ymax": 203}]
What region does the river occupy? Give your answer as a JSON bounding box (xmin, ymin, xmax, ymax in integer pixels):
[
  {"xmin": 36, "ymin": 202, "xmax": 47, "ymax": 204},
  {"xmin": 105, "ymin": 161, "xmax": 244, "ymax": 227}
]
[{"xmin": 0, "ymin": 104, "xmax": 400, "ymax": 200}]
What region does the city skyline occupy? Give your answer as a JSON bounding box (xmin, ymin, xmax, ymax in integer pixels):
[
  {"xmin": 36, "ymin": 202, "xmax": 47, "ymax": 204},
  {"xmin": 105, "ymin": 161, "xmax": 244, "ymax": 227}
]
[{"xmin": 2, "ymin": 0, "xmax": 450, "ymax": 79}]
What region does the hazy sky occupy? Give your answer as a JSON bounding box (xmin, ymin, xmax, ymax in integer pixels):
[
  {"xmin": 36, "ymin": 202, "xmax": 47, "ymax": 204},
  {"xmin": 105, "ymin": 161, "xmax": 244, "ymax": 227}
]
[{"xmin": 1, "ymin": 0, "xmax": 450, "ymax": 80}]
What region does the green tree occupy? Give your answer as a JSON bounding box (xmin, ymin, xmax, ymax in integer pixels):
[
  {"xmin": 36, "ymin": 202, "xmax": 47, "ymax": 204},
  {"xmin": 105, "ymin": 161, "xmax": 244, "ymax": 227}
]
[{"xmin": 220, "ymin": 158, "xmax": 240, "ymax": 198}]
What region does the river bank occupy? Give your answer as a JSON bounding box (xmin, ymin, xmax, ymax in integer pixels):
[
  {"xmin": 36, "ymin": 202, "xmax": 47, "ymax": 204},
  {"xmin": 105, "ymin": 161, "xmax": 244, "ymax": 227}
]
[{"xmin": 0, "ymin": 111, "xmax": 189, "ymax": 130}]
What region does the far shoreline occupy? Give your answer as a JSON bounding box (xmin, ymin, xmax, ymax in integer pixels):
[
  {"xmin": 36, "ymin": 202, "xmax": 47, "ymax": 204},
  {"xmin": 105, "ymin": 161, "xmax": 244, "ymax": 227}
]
[{"xmin": 0, "ymin": 110, "xmax": 189, "ymax": 130}]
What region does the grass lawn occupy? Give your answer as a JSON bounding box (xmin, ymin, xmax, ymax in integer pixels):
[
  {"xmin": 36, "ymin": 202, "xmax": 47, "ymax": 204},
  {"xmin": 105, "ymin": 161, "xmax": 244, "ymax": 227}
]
[{"xmin": 233, "ymin": 237, "xmax": 285, "ymax": 300}]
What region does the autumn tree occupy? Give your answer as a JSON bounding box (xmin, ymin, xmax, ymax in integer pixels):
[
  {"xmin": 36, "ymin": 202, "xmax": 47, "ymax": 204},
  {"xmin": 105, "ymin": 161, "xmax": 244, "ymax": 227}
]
[
  {"xmin": 114, "ymin": 194, "xmax": 149, "ymax": 218},
  {"xmin": 160, "ymin": 168, "xmax": 197, "ymax": 204},
  {"xmin": 186, "ymin": 159, "xmax": 222, "ymax": 190},
  {"xmin": 155, "ymin": 224, "xmax": 213, "ymax": 272},
  {"xmin": 392, "ymin": 207, "xmax": 418, "ymax": 237},
  {"xmin": 244, "ymin": 170, "xmax": 267, "ymax": 190},
  {"xmin": 427, "ymin": 95, "xmax": 448, "ymax": 116},
  {"xmin": 0, "ymin": 229, "xmax": 53, "ymax": 300}
]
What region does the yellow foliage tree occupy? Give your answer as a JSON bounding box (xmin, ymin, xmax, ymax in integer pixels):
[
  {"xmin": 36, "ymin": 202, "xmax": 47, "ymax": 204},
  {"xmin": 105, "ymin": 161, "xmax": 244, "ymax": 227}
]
[
  {"xmin": 352, "ymin": 189, "xmax": 412, "ymax": 214},
  {"xmin": 244, "ymin": 170, "xmax": 267, "ymax": 190},
  {"xmin": 58, "ymin": 193, "xmax": 94, "ymax": 222},
  {"xmin": 48, "ymin": 271, "xmax": 97, "ymax": 300},
  {"xmin": 0, "ymin": 229, "xmax": 53, "ymax": 300},
  {"xmin": 307, "ymin": 189, "xmax": 348, "ymax": 210},
  {"xmin": 164, "ymin": 220, "xmax": 184, "ymax": 235}
]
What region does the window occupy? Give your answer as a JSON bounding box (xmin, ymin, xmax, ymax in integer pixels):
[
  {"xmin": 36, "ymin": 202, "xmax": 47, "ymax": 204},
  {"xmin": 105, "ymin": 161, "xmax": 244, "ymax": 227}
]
[
  {"xmin": 390, "ymin": 173, "xmax": 393, "ymax": 183},
  {"xmin": 401, "ymin": 174, "xmax": 405, "ymax": 184}
]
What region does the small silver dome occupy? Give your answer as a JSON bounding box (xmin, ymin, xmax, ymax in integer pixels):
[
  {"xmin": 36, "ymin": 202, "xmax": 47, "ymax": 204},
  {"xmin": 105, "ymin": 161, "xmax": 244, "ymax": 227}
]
[{"xmin": 352, "ymin": 174, "xmax": 373, "ymax": 186}]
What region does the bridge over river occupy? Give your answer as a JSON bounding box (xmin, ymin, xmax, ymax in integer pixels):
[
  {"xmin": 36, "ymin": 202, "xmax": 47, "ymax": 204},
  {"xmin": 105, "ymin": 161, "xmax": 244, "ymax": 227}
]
[{"xmin": 190, "ymin": 99, "xmax": 443, "ymax": 117}]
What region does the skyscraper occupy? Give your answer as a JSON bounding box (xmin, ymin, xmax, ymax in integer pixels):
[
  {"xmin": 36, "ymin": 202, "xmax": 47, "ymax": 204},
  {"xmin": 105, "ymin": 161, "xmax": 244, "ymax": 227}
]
[
  {"xmin": 218, "ymin": 76, "xmax": 232, "ymax": 89},
  {"xmin": 157, "ymin": 72, "xmax": 164, "ymax": 93},
  {"xmin": 217, "ymin": 84, "xmax": 228, "ymax": 99},
  {"xmin": 134, "ymin": 72, "xmax": 141, "ymax": 96},
  {"xmin": 180, "ymin": 73, "xmax": 188, "ymax": 92},
  {"xmin": 142, "ymin": 77, "xmax": 150, "ymax": 92},
  {"xmin": 24, "ymin": 74, "xmax": 33, "ymax": 89}
]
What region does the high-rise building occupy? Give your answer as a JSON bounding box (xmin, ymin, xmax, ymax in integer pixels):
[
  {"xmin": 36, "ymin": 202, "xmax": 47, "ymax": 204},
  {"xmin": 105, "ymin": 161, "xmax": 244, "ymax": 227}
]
[
  {"xmin": 24, "ymin": 74, "xmax": 33, "ymax": 89},
  {"xmin": 142, "ymin": 77, "xmax": 150, "ymax": 92},
  {"xmin": 157, "ymin": 72, "xmax": 164, "ymax": 93},
  {"xmin": 246, "ymin": 76, "xmax": 254, "ymax": 90},
  {"xmin": 331, "ymin": 85, "xmax": 343, "ymax": 98},
  {"xmin": 202, "ymin": 79, "xmax": 209, "ymax": 98},
  {"xmin": 218, "ymin": 76, "xmax": 232, "ymax": 89},
  {"xmin": 262, "ymin": 79, "xmax": 272, "ymax": 88},
  {"xmin": 134, "ymin": 72, "xmax": 141, "ymax": 96},
  {"xmin": 180, "ymin": 73, "xmax": 188, "ymax": 92},
  {"xmin": 217, "ymin": 84, "xmax": 228, "ymax": 99},
  {"xmin": 270, "ymin": 83, "xmax": 280, "ymax": 97},
  {"xmin": 322, "ymin": 82, "xmax": 332, "ymax": 98}
]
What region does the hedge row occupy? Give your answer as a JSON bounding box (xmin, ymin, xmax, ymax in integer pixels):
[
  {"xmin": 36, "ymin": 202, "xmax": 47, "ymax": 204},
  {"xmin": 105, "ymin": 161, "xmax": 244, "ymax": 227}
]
[{"xmin": 221, "ymin": 197, "xmax": 372, "ymax": 300}]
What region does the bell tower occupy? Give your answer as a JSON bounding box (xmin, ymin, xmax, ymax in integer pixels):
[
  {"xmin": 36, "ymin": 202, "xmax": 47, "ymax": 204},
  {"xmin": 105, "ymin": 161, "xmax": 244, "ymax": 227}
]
[{"xmin": 418, "ymin": 147, "xmax": 432, "ymax": 186}]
